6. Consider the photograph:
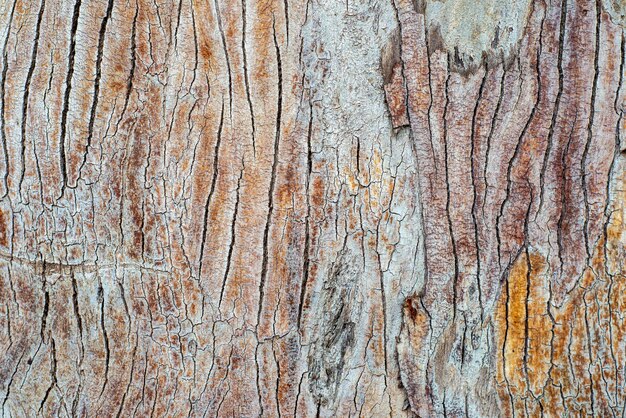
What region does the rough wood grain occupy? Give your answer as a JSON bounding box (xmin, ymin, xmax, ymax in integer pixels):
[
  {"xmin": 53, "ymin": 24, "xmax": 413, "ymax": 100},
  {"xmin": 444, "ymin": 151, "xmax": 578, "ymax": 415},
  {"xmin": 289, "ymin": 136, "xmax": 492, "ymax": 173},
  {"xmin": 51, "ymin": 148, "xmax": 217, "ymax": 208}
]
[{"xmin": 0, "ymin": 0, "xmax": 623, "ymax": 416}]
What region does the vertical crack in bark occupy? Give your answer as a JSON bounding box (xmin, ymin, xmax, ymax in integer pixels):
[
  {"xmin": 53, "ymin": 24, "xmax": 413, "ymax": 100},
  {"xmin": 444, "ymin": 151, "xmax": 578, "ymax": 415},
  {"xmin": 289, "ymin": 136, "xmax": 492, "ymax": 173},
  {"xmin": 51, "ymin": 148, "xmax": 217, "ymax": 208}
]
[
  {"xmin": 603, "ymin": 35, "xmax": 625, "ymax": 274},
  {"xmin": 59, "ymin": 0, "xmax": 83, "ymax": 192},
  {"xmin": 522, "ymin": 242, "xmax": 532, "ymax": 394},
  {"xmin": 218, "ymin": 163, "xmax": 244, "ymax": 311},
  {"xmin": 71, "ymin": 273, "xmax": 84, "ymax": 358},
  {"xmin": 538, "ymin": 0, "xmax": 567, "ymax": 217},
  {"xmin": 257, "ymin": 17, "xmax": 283, "ymax": 326},
  {"xmin": 198, "ymin": 100, "xmax": 225, "ymax": 280},
  {"xmin": 241, "ymin": 0, "xmax": 256, "ymax": 155},
  {"xmin": 583, "ymin": 293, "xmax": 596, "ymax": 415},
  {"xmin": 375, "ymin": 221, "xmax": 390, "ymax": 407},
  {"xmin": 556, "ymin": 117, "xmax": 576, "ymax": 282},
  {"xmin": 254, "ymin": 341, "xmax": 264, "ymax": 416},
  {"xmin": 79, "ymin": 0, "xmax": 115, "ymax": 179},
  {"xmin": 442, "ymin": 56, "xmax": 459, "ymax": 319},
  {"xmin": 174, "ymin": 0, "xmax": 183, "ymax": 50},
  {"xmin": 297, "ymin": 100, "xmax": 313, "ymax": 330},
  {"xmin": 71, "ymin": 272, "xmax": 84, "ymax": 416},
  {"xmin": 581, "ymin": 0, "xmax": 602, "ymax": 266},
  {"xmin": 40, "ymin": 264, "xmax": 50, "ymax": 340},
  {"xmin": 18, "ymin": 0, "xmax": 47, "ymax": 194},
  {"xmin": 97, "ymin": 280, "xmax": 110, "ymax": 398},
  {"xmin": 214, "ymin": 0, "xmax": 233, "ymax": 116},
  {"xmin": 1, "ymin": 351, "xmax": 24, "ymax": 415},
  {"xmin": 115, "ymin": 0, "xmax": 138, "ymax": 134},
  {"xmin": 38, "ymin": 338, "xmax": 57, "ymax": 414},
  {"xmin": 496, "ymin": 4, "xmax": 544, "ymax": 270},
  {"xmin": 481, "ymin": 63, "xmax": 506, "ymax": 219},
  {"xmin": 189, "ymin": 0, "xmax": 199, "ymax": 92},
  {"xmin": 501, "ymin": 255, "xmax": 515, "ymax": 416},
  {"xmin": 283, "ymin": 0, "xmax": 289, "ymax": 45},
  {"xmin": 424, "ymin": 30, "xmax": 437, "ymax": 175},
  {"xmin": 470, "ymin": 65, "xmax": 487, "ymax": 321},
  {"xmin": 0, "ymin": 0, "xmax": 16, "ymax": 197},
  {"xmin": 115, "ymin": 331, "xmax": 138, "ymax": 418},
  {"xmin": 271, "ymin": 340, "xmax": 283, "ymax": 417},
  {"xmin": 600, "ymin": 33, "xmax": 624, "ymax": 413}
]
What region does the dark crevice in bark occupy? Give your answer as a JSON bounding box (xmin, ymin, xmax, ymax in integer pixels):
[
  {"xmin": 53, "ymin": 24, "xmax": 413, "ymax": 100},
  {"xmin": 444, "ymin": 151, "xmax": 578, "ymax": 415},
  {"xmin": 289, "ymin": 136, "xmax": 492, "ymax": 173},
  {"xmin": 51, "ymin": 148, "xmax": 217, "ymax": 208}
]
[
  {"xmin": 297, "ymin": 100, "xmax": 313, "ymax": 330},
  {"xmin": 0, "ymin": 0, "xmax": 16, "ymax": 197},
  {"xmin": 271, "ymin": 341, "xmax": 283, "ymax": 417},
  {"xmin": 375, "ymin": 226, "xmax": 391, "ymax": 410},
  {"xmin": 502, "ymin": 260, "xmax": 516, "ymax": 417},
  {"xmin": 481, "ymin": 61, "xmax": 506, "ymax": 219},
  {"xmin": 538, "ymin": 0, "xmax": 567, "ymax": 218},
  {"xmin": 581, "ymin": 0, "xmax": 601, "ymax": 265},
  {"xmin": 174, "ymin": 0, "xmax": 183, "ymax": 50},
  {"xmin": 40, "ymin": 275, "xmax": 49, "ymax": 340},
  {"xmin": 254, "ymin": 342, "xmax": 264, "ymax": 416},
  {"xmin": 198, "ymin": 100, "xmax": 225, "ymax": 280},
  {"xmin": 583, "ymin": 295, "xmax": 596, "ymax": 416},
  {"xmin": 59, "ymin": 0, "xmax": 83, "ymax": 192},
  {"xmin": 218, "ymin": 164, "xmax": 244, "ymax": 311},
  {"xmin": 79, "ymin": 0, "xmax": 115, "ymax": 179},
  {"xmin": 189, "ymin": 1, "xmax": 199, "ymax": 92},
  {"xmin": 470, "ymin": 65, "xmax": 487, "ymax": 321},
  {"xmin": 18, "ymin": 0, "xmax": 47, "ymax": 194},
  {"xmin": 522, "ymin": 234, "xmax": 532, "ymax": 392},
  {"xmin": 214, "ymin": 0, "xmax": 233, "ymax": 116},
  {"xmin": 241, "ymin": 0, "xmax": 256, "ymax": 155},
  {"xmin": 442, "ymin": 56, "xmax": 459, "ymax": 320},
  {"xmin": 556, "ymin": 117, "xmax": 576, "ymax": 283},
  {"xmin": 603, "ymin": 35, "xmax": 625, "ymax": 274},
  {"xmin": 283, "ymin": 0, "xmax": 290, "ymax": 44},
  {"xmin": 116, "ymin": 332, "xmax": 138, "ymax": 418},
  {"xmin": 71, "ymin": 273, "xmax": 84, "ymax": 357},
  {"xmin": 424, "ymin": 24, "xmax": 437, "ymax": 175},
  {"xmin": 257, "ymin": 17, "xmax": 283, "ymax": 326},
  {"xmin": 98, "ymin": 281, "xmax": 110, "ymax": 398},
  {"xmin": 2, "ymin": 351, "xmax": 24, "ymax": 416},
  {"xmin": 496, "ymin": 4, "xmax": 544, "ymax": 271},
  {"xmin": 115, "ymin": 1, "xmax": 139, "ymax": 134},
  {"xmin": 38, "ymin": 338, "xmax": 57, "ymax": 414}
]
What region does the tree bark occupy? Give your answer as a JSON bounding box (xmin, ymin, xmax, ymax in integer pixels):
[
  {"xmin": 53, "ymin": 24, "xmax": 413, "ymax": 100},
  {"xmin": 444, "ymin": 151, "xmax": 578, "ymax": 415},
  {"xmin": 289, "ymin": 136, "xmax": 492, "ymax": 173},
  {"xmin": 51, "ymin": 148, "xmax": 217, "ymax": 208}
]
[{"xmin": 0, "ymin": 0, "xmax": 624, "ymax": 416}]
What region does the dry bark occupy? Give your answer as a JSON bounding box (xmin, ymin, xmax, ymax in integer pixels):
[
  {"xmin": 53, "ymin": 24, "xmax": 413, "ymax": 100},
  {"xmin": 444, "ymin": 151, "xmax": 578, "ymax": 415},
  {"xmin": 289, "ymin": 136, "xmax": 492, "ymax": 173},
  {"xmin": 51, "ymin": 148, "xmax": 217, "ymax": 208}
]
[{"xmin": 0, "ymin": 0, "xmax": 624, "ymax": 416}]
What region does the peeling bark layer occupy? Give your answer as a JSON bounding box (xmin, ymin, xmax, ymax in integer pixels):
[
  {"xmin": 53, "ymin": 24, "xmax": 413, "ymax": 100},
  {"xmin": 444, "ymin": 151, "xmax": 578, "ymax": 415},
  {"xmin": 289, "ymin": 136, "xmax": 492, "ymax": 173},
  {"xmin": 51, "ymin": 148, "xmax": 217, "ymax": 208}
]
[{"xmin": 0, "ymin": 0, "xmax": 624, "ymax": 417}]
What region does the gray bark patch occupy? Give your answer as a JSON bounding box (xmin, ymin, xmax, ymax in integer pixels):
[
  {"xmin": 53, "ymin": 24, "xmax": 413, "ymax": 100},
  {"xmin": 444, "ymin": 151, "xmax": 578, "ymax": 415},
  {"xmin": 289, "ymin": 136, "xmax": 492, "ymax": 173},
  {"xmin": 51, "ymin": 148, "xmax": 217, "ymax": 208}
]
[
  {"xmin": 307, "ymin": 251, "xmax": 360, "ymax": 406},
  {"xmin": 425, "ymin": 0, "xmax": 532, "ymax": 72},
  {"xmin": 603, "ymin": 0, "xmax": 625, "ymax": 27}
]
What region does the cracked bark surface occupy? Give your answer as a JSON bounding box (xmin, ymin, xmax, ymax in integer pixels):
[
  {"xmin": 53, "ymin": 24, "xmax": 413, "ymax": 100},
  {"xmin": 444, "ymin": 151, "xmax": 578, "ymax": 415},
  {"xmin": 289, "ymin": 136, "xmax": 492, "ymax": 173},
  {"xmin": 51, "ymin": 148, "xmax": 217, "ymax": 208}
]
[{"xmin": 0, "ymin": 0, "xmax": 624, "ymax": 416}]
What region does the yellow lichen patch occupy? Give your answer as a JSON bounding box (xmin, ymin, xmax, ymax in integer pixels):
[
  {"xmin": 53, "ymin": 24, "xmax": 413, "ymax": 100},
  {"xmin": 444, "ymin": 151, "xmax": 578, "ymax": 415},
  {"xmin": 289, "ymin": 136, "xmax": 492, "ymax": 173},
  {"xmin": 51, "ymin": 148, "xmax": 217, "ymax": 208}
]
[
  {"xmin": 0, "ymin": 209, "xmax": 8, "ymax": 248},
  {"xmin": 494, "ymin": 252, "xmax": 529, "ymax": 409},
  {"xmin": 525, "ymin": 254, "xmax": 551, "ymax": 397},
  {"xmin": 495, "ymin": 171, "xmax": 626, "ymax": 416}
]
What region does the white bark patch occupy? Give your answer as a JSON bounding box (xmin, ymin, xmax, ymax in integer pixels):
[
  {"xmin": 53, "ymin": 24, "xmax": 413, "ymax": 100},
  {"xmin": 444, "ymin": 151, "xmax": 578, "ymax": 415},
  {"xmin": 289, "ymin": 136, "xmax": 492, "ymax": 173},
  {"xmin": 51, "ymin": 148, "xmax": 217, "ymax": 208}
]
[{"xmin": 425, "ymin": 0, "xmax": 532, "ymax": 68}]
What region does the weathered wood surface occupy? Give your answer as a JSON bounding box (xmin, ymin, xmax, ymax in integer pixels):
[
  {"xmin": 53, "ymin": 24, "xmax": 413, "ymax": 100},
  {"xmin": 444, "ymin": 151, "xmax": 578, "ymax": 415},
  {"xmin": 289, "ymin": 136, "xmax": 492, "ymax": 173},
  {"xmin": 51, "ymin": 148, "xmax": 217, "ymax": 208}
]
[{"xmin": 0, "ymin": 0, "xmax": 624, "ymax": 416}]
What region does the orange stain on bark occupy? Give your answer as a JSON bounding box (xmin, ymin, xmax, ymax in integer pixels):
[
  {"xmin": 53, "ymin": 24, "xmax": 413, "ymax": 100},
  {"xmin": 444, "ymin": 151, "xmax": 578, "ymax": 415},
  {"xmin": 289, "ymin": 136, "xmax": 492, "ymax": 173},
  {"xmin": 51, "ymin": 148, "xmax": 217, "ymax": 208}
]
[
  {"xmin": 495, "ymin": 171, "xmax": 626, "ymax": 416},
  {"xmin": 0, "ymin": 209, "xmax": 8, "ymax": 248}
]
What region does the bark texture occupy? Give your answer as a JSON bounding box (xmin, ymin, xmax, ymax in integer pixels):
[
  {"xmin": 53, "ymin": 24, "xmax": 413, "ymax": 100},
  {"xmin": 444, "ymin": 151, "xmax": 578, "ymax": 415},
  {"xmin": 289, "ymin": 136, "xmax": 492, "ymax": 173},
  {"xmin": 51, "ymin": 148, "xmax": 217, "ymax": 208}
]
[{"xmin": 0, "ymin": 0, "xmax": 624, "ymax": 416}]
